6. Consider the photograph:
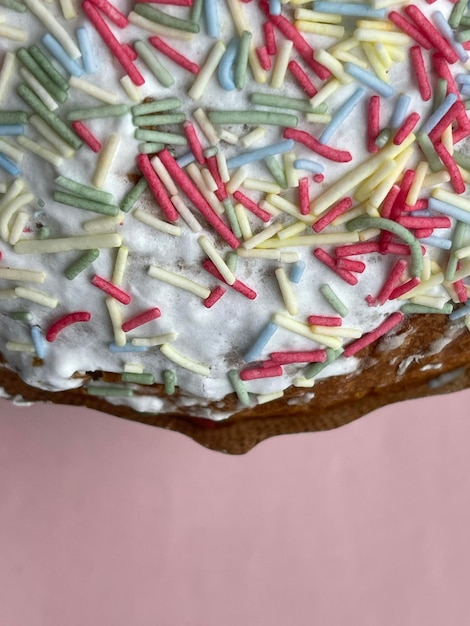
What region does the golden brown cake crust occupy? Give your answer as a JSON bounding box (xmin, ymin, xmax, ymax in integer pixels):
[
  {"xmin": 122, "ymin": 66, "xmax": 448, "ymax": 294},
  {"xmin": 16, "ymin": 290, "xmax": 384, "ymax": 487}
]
[{"xmin": 2, "ymin": 313, "xmax": 470, "ymax": 454}]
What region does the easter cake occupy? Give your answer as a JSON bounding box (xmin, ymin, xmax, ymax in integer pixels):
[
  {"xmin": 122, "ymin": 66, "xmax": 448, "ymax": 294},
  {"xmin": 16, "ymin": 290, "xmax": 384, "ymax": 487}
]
[{"xmin": 1, "ymin": 0, "xmax": 470, "ymax": 452}]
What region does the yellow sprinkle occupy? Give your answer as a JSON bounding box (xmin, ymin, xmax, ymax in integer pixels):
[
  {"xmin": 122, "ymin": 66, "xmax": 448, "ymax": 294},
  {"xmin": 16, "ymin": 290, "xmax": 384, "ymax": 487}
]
[
  {"xmin": 170, "ymin": 194, "xmax": 203, "ymax": 232},
  {"xmin": 16, "ymin": 136, "xmax": 63, "ymax": 167},
  {"xmin": 356, "ymin": 19, "xmax": 398, "ymax": 31},
  {"xmin": 216, "ymin": 151, "xmax": 230, "ymax": 182},
  {"xmin": 242, "ymin": 222, "xmax": 284, "ymax": 250},
  {"xmin": 362, "ymin": 42, "xmax": 389, "ymax": 83},
  {"xmin": 234, "ymin": 203, "xmax": 253, "ymax": 240},
  {"xmin": 305, "ymin": 113, "xmax": 332, "ymax": 124},
  {"xmin": 219, "ymin": 129, "xmax": 239, "ymax": 144},
  {"xmin": 411, "ymin": 295, "xmax": 450, "ymax": 309},
  {"xmin": 237, "ymin": 248, "xmax": 281, "ymax": 259},
  {"xmin": 329, "ymin": 37, "xmax": 359, "ymax": 54},
  {"xmin": 0, "ymin": 268, "xmax": 45, "ymax": 283},
  {"xmin": 373, "ymin": 0, "xmax": 408, "ymax": 8},
  {"xmin": 374, "ymin": 43, "xmax": 392, "ymax": 69},
  {"xmin": 0, "ymin": 51, "xmax": 15, "ymax": 104},
  {"xmin": 124, "ymin": 363, "xmax": 144, "ymax": 374},
  {"xmin": 421, "ymin": 256, "xmax": 431, "ymax": 281},
  {"xmin": 226, "ymin": 166, "xmax": 248, "ymax": 194},
  {"xmin": 280, "ymin": 251, "xmax": 300, "ymax": 263},
  {"xmin": 295, "ymin": 21, "xmax": 344, "ymax": 37},
  {"xmin": 313, "ymin": 51, "xmax": 352, "ymax": 84},
  {"xmin": 293, "ymin": 376, "xmax": 315, "ymax": 388},
  {"xmin": 9, "ymin": 211, "xmax": 29, "ymax": 245},
  {"xmin": 354, "ymin": 158, "xmax": 396, "ymax": 202},
  {"xmin": 465, "ymin": 315, "xmax": 470, "ymax": 332},
  {"xmin": 0, "ymin": 23, "xmax": 28, "ymax": 42},
  {"xmin": 359, "ymin": 227, "xmax": 381, "ymax": 241},
  {"xmin": 0, "ymin": 192, "xmax": 34, "ymax": 243},
  {"xmin": 397, "ymin": 273, "xmax": 444, "ymax": 299},
  {"xmin": 112, "ymin": 245, "xmax": 129, "ymax": 286},
  {"xmin": 332, "ymin": 205, "xmax": 365, "ymax": 226},
  {"xmin": 243, "ymin": 178, "xmax": 281, "ymax": 194},
  {"xmin": 0, "ymin": 138, "xmax": 24, "ymax": 162},
  {"xmin": 442, "ymin": 124, "xmax": 453, "ymax": 155},
  {"xmin": 259, "ymin": 199, "xmax": 282, "ymax": 217},
  {"xmin": 367, "ymin": 146, "xmax": 414, "ymax": 210},
  {"xmin": 275, "ymin": 267, "xmax": 298, "ymax": 315},
  {"xmin": 105, "ymin": 297, "xmax": 126, "ymax": 347},
  {"xmin": 148, "ymin": 264, "xmax": 210, "ymax": 299},
  {"xmin": 93, "ymin": 133, "xmax": 120, "ymax": 189},
  {"xmin": 24, "ymin": 0, "xmax": 81, "ymax": 57},
  {"xmin": 198, "ymin": 235, "xmax": 236, "ymax": 285},
  {"xmin": 453, "ymin": 260, "xmax": 470, "ymax": 281},
  {"xmin": 83, "ymin": 213, "xmax": 123, "ymax": 234},
  {"xmin": 257, "ymin": 391, "xmax": 284, "ymax": 405},
  {"xmin": 120, "ymin": 76, "xmax": 142, "ymax": 103},
  {"xmin": 310, "ymin": 78, "xmax": 341, "ymax": 108},
  {"xmin": 334, "ymin": 50, "xmax": 369, "ymax": 70},
  {"xmin": 201, "ymin": 167, "xmax": 219, "ymax": 192},
  {"xmin": 384, "ymin": 44, "xmax": 405, "ymax": 62},
  {"xmin": 149, "ymin": 155, "xmax": 178, "ymax": 196},
  {"xmin": 15, "ymin": 286, "xmax": 58, "ymax": 308},
  {"xmin": 30, "ymin": 115, "xmax": 75, "ymax": 158},
  {"xmin": 14, "ymin": 233, "xmax": 123, "ymax": 254},
  {"xmin": 160, "ymin": 343, "xmax": 210, "ymax": 376},
  {"xmin": 20, "ymin": 66, "xmax": 59, "ymax": 111},
  {"xmin": 240, "ymin": 127, "xmax": 266, "ymax": 148},
  {"xmin": 277, "ymin": 221, "xmax": 307, "ymax": 240},
  {"xmin": 309, "ymin": 325, "xmax": 362, "ymax": 338},
  {"xmin": 0, "ymin": 288, "xmax": 18, "ymax": 300},
  {"xmin": 128, "ymin": 12, "xmax": 195, "ymax": 40},
  {"xmin": 193, "ymin": 107, "xmax": 219, "ymax": 144},
  {"xmin": 6, "ymin": 341, "xmax": 35, "ymax": 353},
  {"xmin": 132, "ymin": 333, "xmax": 178, "ymax": 347},
  {"xmin": 257, "ymin": 232, "xmax": 360, "ymax": 248},
  {"xmin": 69, "ymin": 76, "xmax": 119, "ymax": 104},
  {"xmin": 272, "ymin": 312, "xmax": 342, "ymax": 349},
  {"xmin": 59, "ymin": 0, "xmax": 77, "ymax": 19},
  {"xmin": 455, "ymin": 246, "xmax": 470, "ymax": 260},
  {"xmin": 271, "ymin": 39, "xmax": 293, "ymax": 89},
  {"xmin": 294, "ymin": 9, "xmax": 343, "ymax": 23},
  {"xmin": 266, "ymin": 193, "xmax": 314, "ymax": 222},
  {"xmin": 186, "ymin": 163, "xmax": 224, "ymax": 215},
  {"xmin": 189, "ymin": 40, "xmax": 226, "ymax": 100},
  {"xmin": 354, "ymin": 27, "xmax": 410, "ymax": 45},
  {"xmin": 422, "ymin": 171, "xmax": 451, "ymax": 188},
  {"xmin": 283, "ymin": 151, "xmax": 299, "ymax": 188},
  {"xmin": 225, "ymin": 0, "xmax": 266, "ymax": 83}
]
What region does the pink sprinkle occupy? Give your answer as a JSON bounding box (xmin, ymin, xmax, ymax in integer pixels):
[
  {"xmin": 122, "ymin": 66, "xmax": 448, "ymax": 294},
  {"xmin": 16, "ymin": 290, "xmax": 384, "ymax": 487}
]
[
  {"xmin": 149, "ymin": 36, "xmax": 200, "ymax": 74},
  {"xmin": 270, "ymin": 350, "xmax": 327, "ymax": 364},
  {"xmin": 71, "ymin": 121, "xmax": 101, "ymax": 152},
  {"xmin": 284, "ymin": 128, "xmax": 352, "ymax": 162},
  {"xmin": 312, "ymin": 197, "xmax": 352, "ymax": 232},
  {"xmin": 240, "ymin": 365, "xmax": 283, "ymax": 380},
  {"xmin": 233, "ymin": 190, "xmax": 271, "ymax": 222},
  {"xmin": 82, "ymin": 1, "xmax": 145, "ymax": 85},
  {"xmin": 307, "ymin": 315, "xmax": 342, "ymax": 327},
  {"xmin": 398, "ymin": 215, "xmax": 451, "ymax": 229},
  {"xmin": 388, "ymin": 276, "xmax": 420, "ymax": 299},
  {"xmin": 182, "ymin": 121, "xmax": 205, "ymax": 165},
  {"xmin": 409, "ymin": 46, "xmax": 431, "ymax": 101},
  {"xmin": 202, "ymin": 259, "xmax": 257, "ymax": 299},
  {"xmin": 335, "ymin": 242, "xmax": 380, "ymax": 257},
  {"xmin": 88, "ymin": 0, "xmax": 128, "ymax": 27},
  {"xmin": 158, "ymin": 149, "xmax": 240, "ymax": 249},
  {"xmin": 46, "ymin": 311, "xmax": 91, "ymax": 342},
  {"xmin": 453, "ymin": 279, "xmax": 468, "ymax": 303},
  {"xmin": 206, "ymin": 155, "xmax": 228, "ymax": 200},
  {"xmin": 91, "ymin": 275, "xmax": 131, "ymax": 305},
  {"xmin": 313, "ymin": 174, "xmax": 324, "ymax": 183},
  {"xmin": 137, "ymin": 153, "xmax": 179, "ymax": 222},
  {"xmin": 263, "ymin": 21, "xmax": 277, "ymax": 55},
  {"xmin": 313, "ymin": 248, "xmax": 358, "ymax": 285},
  {"xmin": 388, "ymin": 11, "xmax": 432, "ymax": 49},
  {"xmin": 434, "ymin": 141, "xmax": 465, "ymax": 193},
  {"xmin": 367, "ymin": 95, "xmax": 380, "ymax": 153},
  {"xmin": 432, "ymin": 53, "xmax": 459, "ymax": 95},
  {"xmin": 288, "ymin": 60, "xmax": 317, "ymax": 98},
  {"xmin": 121, "ymin": 307, "xmax": 161, "ymax": 332},
  {"xmin": 370, "ymin": 258, "xmax": 408, "ymax": 306},
  {"xmin": 203, "ymin": 285, "xmax": 227, "ymax": 308},
  {"xmin": 298, "ymin": 177, "xmax": 310, "ymax": 215},
  {"xmin": 343, "ymin": 312, "xmax": 404, "ymax": 357},
  {"xmin": 256, "ymin": 46, "xmax": 272, "ymax": 71},
  {"xmin": 393, "ymin": 111, "xmax": 421, "ymax": 145},
  {"xmin": 405, "ymin": 5, "xmax": 458, "ymax": 64},
  {"xmin": 336, "ymin": 258, "xmax": 366, "ymax": 273}
]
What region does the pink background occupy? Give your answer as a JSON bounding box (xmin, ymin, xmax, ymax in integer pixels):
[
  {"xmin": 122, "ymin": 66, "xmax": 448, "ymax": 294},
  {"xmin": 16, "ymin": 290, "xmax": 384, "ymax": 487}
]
[{"xmin": 1, "ymin": 392, "xmax": 470, "ymax": 626}]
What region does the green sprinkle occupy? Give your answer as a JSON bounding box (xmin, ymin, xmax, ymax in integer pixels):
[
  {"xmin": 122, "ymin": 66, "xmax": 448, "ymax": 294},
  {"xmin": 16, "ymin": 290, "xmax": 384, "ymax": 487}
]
[
  {"xmin": 138, "ymin": 142, "xmax": 165, "ymax": 154},
  {"xmin": 401, "ymin": 303, "xmax": 453, "ymax": 315},
  {"xmin": 264, "ymin": 155, "xmax": 288, "ymax": 189},
  {"xmin": 120, "ymin": 177, "xmax": 148, "ymax": 213},
  {"xmin": 38, "ymin": 226, "xmax": 51, "ymax": 240},
  {"xmin": 134, "ymin": 128, "xmax": 187, "ymax": 145},
  {"xmin": 0, "ymin": 0, "xmax": 27, "ymax": 13},
  {"xmin": 319, "ymin": 284, "xmax": 349, "ymax": 317},
  {"xmin": 37, "ymin": 198, "xmax": 45, "ymax": 208},
  {"xmin": 163, "ymin": 369, "xmax": 176, "ymax": 395},
  {"xmin": 203, "ymin": 146, "xmax": 218, "ymax": 158},
  {"xmin": 346, "ymin": 216, "xmax": 423, "ymax": 277},
  {"xmin": 250, "ymin": 93, "xmax": 327, "ymax": 114},
  {"xmin": 54, "ymin": 191, "xmax": 119, "ymax": 216},
  {"xmin": 375, "ymin": 128, "xmax": 391, "ymax": 148},
  {"xmin": 67, "ymin": 103, "xmax": 129, "ymax": 122},
  {"xmin": 235, "ymin": 31, "xmax": 252, "ymax": 90},
  {"xmin": 87, "ymin": 385, "xmax": 134, "ymax": 398},
  {"xmin": 17, "ymin": 48, "xmax": 68, "ymax": 104},
  {"xmin": 416, "ymin": 132, "xmax": 443, "ymax": 173},
  {"xmin": 55, "ymin": 175, "xmax": 115, "ymax": 205},
  {"xmin": 304, "ymin": 348, "xmax": 343, "ymax": 379},
  {"xmin": 449, "ymin": 0, "xmax": 468, "ymax": 28},
  {"xmin": 132, "ymin": 112, "xmax": 186, "ymax": 126},
  {"xmin": 452, "ymin": 150, "xmax": 470, "ymax": 171},
  {"xmin": 29, "ymin": 45, "xmax": 69, "ymax": 91},
  {"xmin": 134, "ymin": 3, "xmax": 200, "ymax": 32},
  {"xmin": 65, "ymin": 249, "xmax": 100, "ymax": 280},
  {"xmin": 226, "ymin": 250, "xmax": 238, "ymax": 272},
  {"xmin": 455, "ymin": 28, "xmax": 470, "ymax": 43},
  {"xmin": 208, "ymin": 110, "xmax": 298, "ymax": 127},
  {"xmin": 433, "ymin": 78, "xmax": 447, "ymax": 113},
  {"xmin": 222, "ymin": 198, "xmax": 242, "ymax": 239},
  {"xmin": 0, "ymin": 111, "xmax": 29, "ymax": 125},
  {"xmin": 10, "ymin": 311, "xmax": 33, "ymax": 322},
  {"xmin": 464, "ymin": 99, "xmax": 470, "ymax": 111},
  {"xmin": 121, "ymin": 372, "xmax": 156, "ymax": 385},
  {"xmin": 191, "ymin": 0, "xmax": 203, "ymax": 23},
  {"xmin": 228, "ymin": 370, "xmax": 250, "ymax": 405},
  {"xmin": 131, "ymin": 98, "xmax": 181, "ymax": 116},
  {"xmin": 17, "ymin": 84, "xmax": 82, "ymax": 149},
  {"xmin": 445, "ymin": 221, "xmax": 467, "ymax": 281},
  {"xmin": 134, "ymin": 40, "xmax": 175, "ymax": 87},
  {"xmin": 459, "ymin": 15, "xmax": 470, "ymax": 27}
]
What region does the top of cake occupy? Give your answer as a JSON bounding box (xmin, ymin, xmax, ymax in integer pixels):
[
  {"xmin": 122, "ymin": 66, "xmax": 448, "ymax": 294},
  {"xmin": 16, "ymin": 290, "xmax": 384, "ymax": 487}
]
[{"xmin": 1, "ymin": 0, "xmax": 470, "ymax": 419}]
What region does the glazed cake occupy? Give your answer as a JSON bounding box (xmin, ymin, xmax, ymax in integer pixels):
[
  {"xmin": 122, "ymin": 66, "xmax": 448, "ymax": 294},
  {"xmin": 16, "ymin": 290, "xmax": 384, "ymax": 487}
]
[{"xmin": 1, "ymin": 0, "xmax": 470, "ymax": 452}]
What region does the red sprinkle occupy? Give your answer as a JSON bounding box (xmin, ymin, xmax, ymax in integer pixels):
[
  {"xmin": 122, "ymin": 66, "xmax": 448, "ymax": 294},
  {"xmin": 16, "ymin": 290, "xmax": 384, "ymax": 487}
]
[
  {"xmin": 287, "ymin": 60, "xmax": 317, "ymax": 98},
  {"xmin": 121, "ymin": 307, "xmax": 161, "ymax": 332},
  {"xmin": 335, "ymin": 242, "xmax": 380, "ymax": 257},
  {"xmin": 149, "ymin": 36, "xmax": 200, "ymax": 74},
  {"xmin": 388, "ymin": 276, "xmax": 420, "ymax": 299},
  {"xmin": 367, "ymin": 95, "xmax": 380, "ymax": 153},
  {"xmin": 336, "ymin": 258, "xmax": 366, "ymax": 273},
  {"xmin": 313, "ymin": 248, "xmax": 358, "ymax": 285},
  {"xmin": 263, "ymin": 21, "xmax": 277, "ymax": 55},
  {"xmin": 206, "ymin": 154, "xmax": 228, "ymax": 200},
  {"xmin": 123, "ymin": 43, "xmax": 138, "ymax": 61},
  {"xmin": 409, "ymin": 46, "xmax": 431, "ymax": 101},
  {"xmin": 240, "ymin": 365, "xmax": 283, "ymax": 380},
  {"xmin": 182, "ymin": 120, "xmax": 205, "ymax": 165},
  {"xmin": 202, "ymin": 259, "xmax": 256, "ymax": 299},
  {"xmin": 398, "ymin": 215, "xmax": 451, "ymax": 229},
  {"xmin": 453, "ymin": 279, "xmax": 468, "ymax": 303},
  {"xmin": 233, "ymin": 190, "xmax": 271, "ymax": 222},
  {"xmin": 71, "ymin": 121, "xmax": 101, "ymax": 152},
  {"xmin": 45, "ymin": 312, "xmax": 91, "ymax": 342},
  {"xmin": 91, "ymin": 275, "xmax": 131, "ymax": 304},
  {"xmin": 88, "ymin": 0, "xmax": 128, "ymax": 27},
  {"xmin": 256, "ymin": 46, "xmax": 272, "ymax": 71},
  {"xmin": 429, "ymin": 100, "xmax": 468, "ymax": 143},
  {"xmin": 270, "ymin": 350, "xmax": 327, "ymax": 364},
  {"xmin": 312, "ymin": 197, "xmax": 352, "ymax": 232},
  {"xmin": 307, "ymin": 315, "xmax": 342, "ymax": 327},
  {"xmin": 298, "ymin": 177, "xmax": 310, "ymax": 216},
  {"xmin": 136, "ymin": 153, "xmax": 179, "ymax": 222},
  {"xmin": 343, "ymin": 312, "xmax": 404, "ymax": 357},
  {"xmin": 137, "ymin": 0, "xmax": 193, "ymax": 4},
  {"xmin": 203, "ymin": 285, "xmax": 227, "ymax": 308},
  {"xmin": 434, "ymin": 141, "xmax": 465, "ymax": 193},
  {"xmin": 371, "ymin": 258, "xmax": 408, "ymax": 305},
  {"xmin": 432, "ymin": 53, "xmax": 459, "ymax": 95},
  {"xmin": 414, "ymin": 228, "xmax": 434, "ymax": 238},
  {"xmin": 388, "ymin": 11, "xmax": 432, "ymax": 49},
  {"xmin": 284, "ymin": 128, "xmax": 352, "ymax": 162},
  {"xmin": 393, "ymin": 112, "xmax": 421, "ymax": 145},
  {"xmin": 405, "ymin": 5, "xmax": 458, "ymax": 64},
  {"xmin": 381, "ymin": 242, "xmax": 426, "ymax": 255},
  {"xmin": 313, "ymin": 173, "xmax": 324, "ymax": 183}
]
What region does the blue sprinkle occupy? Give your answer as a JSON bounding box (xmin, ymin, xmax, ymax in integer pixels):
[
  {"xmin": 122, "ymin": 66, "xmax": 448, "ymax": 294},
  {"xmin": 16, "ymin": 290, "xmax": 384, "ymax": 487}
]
[
  {"xmin": 31, "ymin": 326, "xmax": 47, "ymax": 359},
  {"xmin": 226, "ymin": 139, "xmax": 294, "ymax": 169},
  {"xmin": 0, "ymin": 153, "xmax": 20, "ymax": 176},
  {"xmin": 0, "ymin": 124, "xmax": 25, "ymax": 136},
  {"xmin": 429, "ymin": 197, "xmax": 470, "ymax": 225},
  {"xmin": 269, "ymin": 0, "xmax": 282, "ymax": 16},
  {"xmin": 390, "ymin": 94, "xmax": 411, "ymax": 129},
  {"xmin": 456, "ymin": 73, "xmax": 470, "ymax": 85},
  {"xmin": 108, "ymin": 342, "xmax": 149, "ymax": 353},
  {"xmin": 42, "ymin": 33, "xmax": 83, "ymax": 77},
  {"xmin": 313, "ymin": 1, "xmax": 386, "ymax": 19},
  {"xmin": 243, "ymin": 321, "xmax": 278, "ymax": 362},
  {"xmin": 176, "ymin": 151, "xmax": 196, "ymax": 167},
  {"xmin": 217, "ymin": 37, "xmax": 239, "ymax": 91},
  {"xmin": 419, "ymin": 236, "xmax": 452, "ymax": 250},
  {"xmin": 319, "ymin": 87, "xmax": 366, "ymax": 144},
  {"xmin": 459, "ymin": 84, "xmax": 470, "ymax": 97},
  {"xmin": 76, "ymin": 26, "xmax": 97, "ymax": 74},
  {"xmin": 204, "ymin": 0, "xmax": 220, "ymax": 38},
  {"xmin": 293, "ymin": 159, "xmax": 324, "ymax": 173},
  {"xmin": 289, "ymin": 260, "xmax": 306, "ymax": 284},
  {"xmin": 420, "ymin": 93, "xmax": 457, "ymax": 134},
  {"xmin": 344, "ymin": 62, "xmax": 394, "ymax": 98},
  {"xmin": 449, "ymin": 304, "xmax": 470, "ymax": 321},
  {"xmin": 433, "ymin": 12, "xmax": 468, "ymax": 63}
]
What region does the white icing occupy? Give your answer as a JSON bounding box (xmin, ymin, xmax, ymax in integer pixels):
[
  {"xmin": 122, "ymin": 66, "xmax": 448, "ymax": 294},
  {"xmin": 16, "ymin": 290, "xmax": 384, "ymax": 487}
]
[{"xmin": 0, "ymin": 0, "xmax": 469, "ymax": 419}]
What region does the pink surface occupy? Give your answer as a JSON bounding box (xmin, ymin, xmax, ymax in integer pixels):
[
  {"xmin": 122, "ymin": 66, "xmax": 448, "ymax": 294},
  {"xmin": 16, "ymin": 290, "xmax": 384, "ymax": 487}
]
[{"xmin": 1, "ymin": 392, "xmax": 470, "ymax": 626}]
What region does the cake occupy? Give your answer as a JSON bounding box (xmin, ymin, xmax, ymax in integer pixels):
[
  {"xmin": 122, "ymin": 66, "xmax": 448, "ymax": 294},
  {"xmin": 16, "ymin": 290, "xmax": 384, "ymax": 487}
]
[{"xmin": 1, "ymin": 0, "xmax": 470, "ymax": 453}]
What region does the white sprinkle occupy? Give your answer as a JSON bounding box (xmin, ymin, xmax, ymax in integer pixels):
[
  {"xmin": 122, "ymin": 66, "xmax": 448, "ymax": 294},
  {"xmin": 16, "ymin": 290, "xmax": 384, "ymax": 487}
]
[
  {"xmin": 148, "ymin": 264, "xmax": 210, "ymax": 299},
  {"xmin": 128, "ymin": 12, "xmax": 195, "ymax": 41},
  {"xmin": 124, "ymin": 363, "xmax": 144, "ymax": 374},
  {"xmin": 186, "ymin": 163, "xmax": 225, "ymax": 215},
  {"xmin": 188, "ymin": 40, "xmax": 226, "ymax": 100},
  {"xmin": 215, "ymin": 151, "xmax": 230, "ymax": 183},
  {"xmin": 120, "ymin": 75, "xmax": 142, "ymax": 103},
  {"xmin": 243, "ymin": 178, "xmax": 281, "ymax": 194},
  {"xmin": 16, "ymin": 136, "xmax": 63, "ymax": 167},
  {"xmin": 0, "ymin": 138, "xmax": 24, "ymax": 163},
  {"xmin": 272, "ymin": 312, "xmax": 342, "ymax": 349},
  {"xmin": 257, "ymin": 390, "xmax": 284, "ymax": 405},
  {"xmin": 0, "ymin": 192, "xmax": 34, "ymax": 243},
  {"xmin": 150, "ymin": 155, "xmax": 179, "ymax": 196},
  {"xmin": 240, "ymin": 127, "xmax": 266, "ymax": 148},
  {"xmin": 354, "ymin": 27, "xmax": 410, "ymax": 45},
  {"xmin": 132, "ymin": 333, "xmax": 178, "ymax": 347},
  {"xmin": 134, "ymin": 208, "xmax": 182, "ymax": 236},
  {"xmin": 15, "ymin": 286, "xmax": 58, "ymax": 308},
  {"xmin": 226, "ymin": 166, "xmax": 248, "ymax": 194},
  {"xmin": 9, "ymin": 211, "xmax": 29, "ymax": 245},
  {"xmin": 0, "ymin": 289, "xmax": 18, "ymax": 300},
  {"xmin": 256, "ymin": 232, "xmax": 360, "ymax": 249},
  {"xmin": 314, "ymin": 51, "xmax": 352, "ymax": 84},
  {"xmin": 280, "ymin": 251, "xmax": 300, "ymax": 263},
  {"xmin": 309, "ymin": 325, "xmax": 362, "ymax": 338},
  {"xmin": 237, "ymin": 248, "xmax": 281, "ymax": 260},
  {"xmin": 271, "ymin": 39, "xmax": 293, "ymax": 89},
  {"xmin": 29, "ymin": 115, "xmax": 75, "ymax": 158},
  {"xmin": 106, "ymin": 297, "xmax": 126, "ymax": 347},
  {"xmin": 6, "ymin": 341, "xmax": 35, "ymax": 353},
  {"xmin": 198, "ymin": 235, "xmax": 236, "ymax": 285},
  {"xmin": 275, "ymin": 267, "xmax": 298, "ymax": 315},
  {"xmin": 193, "ymin": 108, "xmax": 219, "ymax": 144},
  {"xmin": 93, "ymin": 133, "xmax": 120, "ymax": 189},
  {"xmin": 242, "ymin": 222, "xmax": 284, "ymax": 250},
  {"xmin": 160, "ymin": 343, "xmax": 210, "ymax": 376},
  {"xmin": 0, "ymin": 23, "xmax": 27, "ymax": 42},
  {"xmin": 201, "ymin": 167, "xmax": 219, "ymax": 192},
  {"xmin": 265, "ymin": 193, "xmax": 314, "ymax": 223},
  {"xmin": 295, "ymin": 21, "xmax": 344, "ymax": 38},
  {"xmin": 69, "ymin": 76, "xmax": 119, "ymax": 104},
  {"xmin": 233, "ymin": 203, "xmax": 253, "ymax": 240},
  {"xmin": 0, "ymin": 51, "xmax": 15, "ymax": 104},
  {"xmin": 219, "ymin": 129, "xmax": 239, "ymax": 144},
  {"xmin": 59, "ymin": 0, "xmax": 77, "ymax": 19},
  {"xmin": 171, "ymin": 194, "xmax": 203, "ymax": 232},
  {"xmin": 19, "ymin": 67, "xmax": 59, "ymax": 111},
  {"xmin": 112, "ymin": 245, "xmax": 129, "ymax": 286},
  {"xmin": 14, "ymin": 233, "xmax": 123, "ymax": 254},
  {"xmin": 24, "ymin": 0, "xmax": 81, "ymax": 58},
  {"xmin": 83, "ymin": 213, "xmax": 123, "ymax": 234},
  {"xmin": 277, "ymin": 221, "xmax": 307, "ymax": 240}
]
